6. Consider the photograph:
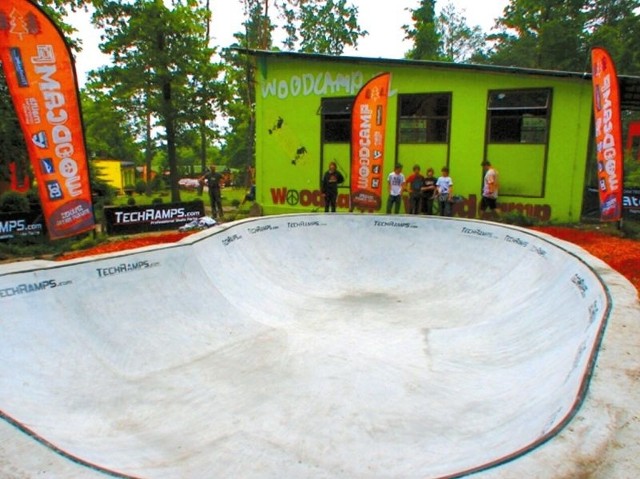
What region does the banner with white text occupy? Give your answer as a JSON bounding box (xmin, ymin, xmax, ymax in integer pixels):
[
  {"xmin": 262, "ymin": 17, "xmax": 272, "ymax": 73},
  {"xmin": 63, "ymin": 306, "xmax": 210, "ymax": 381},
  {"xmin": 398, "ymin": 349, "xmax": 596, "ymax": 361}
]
[
  {"xmin": 0, "ymin": 0, "xmax": 95, "ymax": 239},
  {"xmin": 350, "ymin": 72, "xmax": 390, "ymax": 211},
  {"xmin": 591, "ymin": 47, "xmax": 624, "ymax": 222}
]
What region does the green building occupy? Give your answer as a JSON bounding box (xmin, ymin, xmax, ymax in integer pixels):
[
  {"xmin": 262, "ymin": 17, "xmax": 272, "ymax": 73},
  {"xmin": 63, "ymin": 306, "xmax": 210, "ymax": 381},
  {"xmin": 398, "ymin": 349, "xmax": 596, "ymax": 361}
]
[{"xmin": 247, "ymin": 50, "xmax": 639, "ymax": 222}]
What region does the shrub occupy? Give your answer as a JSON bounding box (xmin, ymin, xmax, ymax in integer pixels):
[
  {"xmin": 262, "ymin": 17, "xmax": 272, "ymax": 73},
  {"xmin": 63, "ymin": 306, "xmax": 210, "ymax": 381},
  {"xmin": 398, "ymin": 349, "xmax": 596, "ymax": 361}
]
[
  {"xmin": 0, "ymin": 191, "xmax": 30, "ymax": 213},
  {"xmin": 621, "ymin": 219, "xmax": 640, "ymax": 239},
  {"xmin": 135, "ymin": 180, "xmax": 147, "ymax": 195},
  {"xmin": 127, "ymin": 196, "xmax": 136, "ymax": 206},
  {"xmin": 150, "ymin": 176, "xmax": 165, "ymax": 192},
  {"xmin": 151, "ymin": 197, "xmax": 163, "ymax": 205}
]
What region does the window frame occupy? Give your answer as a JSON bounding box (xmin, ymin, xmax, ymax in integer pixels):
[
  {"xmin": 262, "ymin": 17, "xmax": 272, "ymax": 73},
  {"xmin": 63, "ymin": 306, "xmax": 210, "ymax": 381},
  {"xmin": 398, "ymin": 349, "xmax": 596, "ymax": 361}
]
[
  {"xmin": 486, "ymin": 88, "xmax": 552, "ymax": 144},
  {"xmin": 319, "ymin": 97, "xmax": 353, "ymax": 144},
  {"xmin": 397, "ymin": 93, "xmax": 452, "ymax": 144}
]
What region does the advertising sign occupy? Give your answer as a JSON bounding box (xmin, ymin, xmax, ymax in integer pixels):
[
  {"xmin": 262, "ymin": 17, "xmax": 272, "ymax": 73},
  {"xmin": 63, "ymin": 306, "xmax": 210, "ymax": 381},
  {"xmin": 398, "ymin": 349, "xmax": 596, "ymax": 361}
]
[
  {"xmin": 591, "ymin": 47, "xmax": 624, "ymax": 222},
  {"xmin": 0, "ymin": 0, "xmax": 95, "ymax": 239},
  {"xmin": 0, "ymin": 211, "xmax": 45, "ymax": 241},
  {"xmin": 350, "ymin": 72, "xmax": 390, "ymax": 211},
  {"xmin": 104, "ymin": 201, "xmax": 205, "ymax": 235}
]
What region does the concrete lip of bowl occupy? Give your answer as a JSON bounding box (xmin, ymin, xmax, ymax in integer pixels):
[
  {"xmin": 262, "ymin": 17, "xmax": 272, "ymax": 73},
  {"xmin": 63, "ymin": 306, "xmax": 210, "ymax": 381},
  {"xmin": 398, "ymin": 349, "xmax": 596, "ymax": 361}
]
[{"xmin": 0, "ymin": 214, "xmax": 638, "ymax": 478}]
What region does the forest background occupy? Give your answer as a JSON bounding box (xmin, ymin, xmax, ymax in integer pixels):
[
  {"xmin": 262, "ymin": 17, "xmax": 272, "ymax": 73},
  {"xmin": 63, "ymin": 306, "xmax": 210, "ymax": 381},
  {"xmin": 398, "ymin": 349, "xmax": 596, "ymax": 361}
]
[{"xmin": 1, "ymin": 0, "xmax": 640, "ymax": 205}]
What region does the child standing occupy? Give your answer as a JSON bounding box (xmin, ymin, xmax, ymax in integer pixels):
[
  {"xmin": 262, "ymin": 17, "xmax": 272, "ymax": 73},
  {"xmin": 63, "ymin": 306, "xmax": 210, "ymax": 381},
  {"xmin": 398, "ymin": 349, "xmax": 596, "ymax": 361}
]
[{"xmin": 435, "ymin": 167, "xmax": 454, "ymax": 217}]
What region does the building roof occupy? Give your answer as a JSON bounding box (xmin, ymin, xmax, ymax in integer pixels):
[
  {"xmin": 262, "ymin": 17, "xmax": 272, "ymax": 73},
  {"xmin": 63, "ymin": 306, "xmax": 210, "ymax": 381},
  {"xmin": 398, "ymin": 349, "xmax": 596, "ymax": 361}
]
[{"xmin": 237, "ymin": 48, "xmax": 640, "ymax": 110}]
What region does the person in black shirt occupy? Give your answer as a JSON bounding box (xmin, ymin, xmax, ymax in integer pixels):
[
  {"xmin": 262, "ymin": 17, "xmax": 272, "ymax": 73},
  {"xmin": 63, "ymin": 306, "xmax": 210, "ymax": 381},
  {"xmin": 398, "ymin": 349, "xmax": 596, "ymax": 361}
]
[
  {"xmin": 421, "ymin": 167, "xmax": 438, "ymax": 215},
  {"xmin": 200, "ymin": 165, "xmax": 223, "ymax": 218},
  {"xmin": 321, "ymin": 161, "xmax": 344, "ymax": 212}
]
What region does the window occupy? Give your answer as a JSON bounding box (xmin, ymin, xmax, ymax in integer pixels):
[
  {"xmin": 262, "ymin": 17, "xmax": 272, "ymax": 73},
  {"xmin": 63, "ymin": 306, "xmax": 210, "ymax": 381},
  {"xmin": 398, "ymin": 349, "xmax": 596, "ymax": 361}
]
[
  {"xmin": 487, "ymin": 89, "xmax": 551, "ymax": 143},
  {"xmin": 398, "ymin": 93, "xmax": 451, "ymax": 143},
  {"xmin": 320, "ymin": 97, "xmax": 353, "ymax": 143}
]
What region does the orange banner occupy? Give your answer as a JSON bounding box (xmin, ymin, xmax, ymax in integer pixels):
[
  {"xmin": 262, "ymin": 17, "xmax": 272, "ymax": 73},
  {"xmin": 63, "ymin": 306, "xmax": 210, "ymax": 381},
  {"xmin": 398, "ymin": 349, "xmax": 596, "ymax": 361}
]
[
  {"xmin": 0, "ymin": 0, "xmax": 95, "ymax": 239},
  {"xmin": 350, "ymin": 72, "xmax": 390, "ymax": 211},
  {"xmin": 591, "ymin": 47, "xmax": 624, "ymax": 222}
]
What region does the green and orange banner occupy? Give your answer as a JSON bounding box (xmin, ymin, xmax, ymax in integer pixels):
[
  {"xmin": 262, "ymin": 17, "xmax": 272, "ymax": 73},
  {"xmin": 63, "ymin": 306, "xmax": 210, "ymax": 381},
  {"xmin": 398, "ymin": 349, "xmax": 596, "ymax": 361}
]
[
  {"xmin": 591, "ymin": 47, "xmax": 624, "ymax": 222},
  {"xmin": 350, "ymin": 72, "xmax": 390, "ymax": 211},
  {"xmin": 0, "ymin": 0, "xmax": 95, "ymax": 239}
]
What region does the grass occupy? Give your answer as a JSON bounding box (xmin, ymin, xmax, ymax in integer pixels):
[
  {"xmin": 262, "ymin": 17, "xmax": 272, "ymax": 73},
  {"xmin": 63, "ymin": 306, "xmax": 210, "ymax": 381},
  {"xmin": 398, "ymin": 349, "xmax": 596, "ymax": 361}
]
[
  {"xmin": 0, "ymin": 186, "xmax": 255, "ymax": 263},
  {"xmin": 112, "ymin": 186, "xmax": 247, "ymax": 208}
]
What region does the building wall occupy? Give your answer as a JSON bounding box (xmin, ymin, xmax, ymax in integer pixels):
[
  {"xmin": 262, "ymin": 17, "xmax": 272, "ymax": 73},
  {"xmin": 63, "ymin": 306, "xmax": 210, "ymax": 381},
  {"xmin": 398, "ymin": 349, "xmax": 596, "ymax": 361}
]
[
  {"xmin": 93, "ymin": 159, "xmax": 135, "ymax": 194},
  {"xmin": 254, "ymin": 55, "xmax": 594, "ymax": 222}
]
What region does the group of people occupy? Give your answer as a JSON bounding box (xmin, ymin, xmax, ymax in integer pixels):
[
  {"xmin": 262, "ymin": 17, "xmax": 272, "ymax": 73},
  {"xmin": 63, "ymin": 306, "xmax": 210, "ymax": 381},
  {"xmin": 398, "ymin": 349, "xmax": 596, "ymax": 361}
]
[
  {"xmin": 320, "ymin": 160, "xmax": 500, "ymax": 217},
  {"xmin": 388, "ymin": 161, "xmax": 499, "ymax": 217}
]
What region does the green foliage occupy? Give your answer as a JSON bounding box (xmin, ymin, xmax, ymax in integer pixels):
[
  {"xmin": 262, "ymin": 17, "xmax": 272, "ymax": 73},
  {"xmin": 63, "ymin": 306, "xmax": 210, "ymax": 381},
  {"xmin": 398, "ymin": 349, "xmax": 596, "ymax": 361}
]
[
  {"xmin": 278, "ymin": 0, "xmax": 367, "ymax": 55},
  {"xmin": 437, "ymin": 3, "xmax": 487, "ymax": 62},
  {"xmin": 621, "ymin": 219, "xmax": 640, "ymax": 239},
  {"xmin": 403, "ymin": 0, "xmax": 440, "ymax": 60},
  {"xmin": 484, "ymin": 0, "xmax": 640, "ymax": 74},
  {"xmin": 150, "ymin": 175, "xmax": 165, "ymax": 192},
  {"xmin": 0, "ymin": 191, "xmax": 30, "ymax": 213},
  {"xmin": 0, "ymin": 69, "xmax": 29, "ymax": 185},
  {"xmin": 81, "ymin": 91, "xmax": 144, "ymax": 163},
  {"xmin": 91, "ymin": 0, "xmax": 224, "ymax": 203},
  {"xmin": 127, "ymin": 196, "xmax": 136, "ymax": 206},
  {"xmin": 624, "ymin": 154, "xmax": 640, "ymax": 188},
  {"xmin": 151, "ymin": 197, "xmax": 163, "ymax": 205},
  {"xmin": 68, "ymin": 232, "xmax": 104, "ymax": 252},
  {"xmin": 135, "ymin": 180, "xmax": 147, "ymax": 195}
]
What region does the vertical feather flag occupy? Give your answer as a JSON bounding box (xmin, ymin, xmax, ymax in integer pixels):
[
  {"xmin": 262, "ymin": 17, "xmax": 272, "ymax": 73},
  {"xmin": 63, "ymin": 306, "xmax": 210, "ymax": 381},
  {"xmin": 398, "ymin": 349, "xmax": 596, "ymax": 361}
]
[
  {"xmin": 591, "ymin": 47, "xmax": 624, "ymax": 222},
  {"xmin": 0, "ymin": 0, "xmax": 95, "ymax": 239},
  {"xmin": 350, "ymin": 72, "xmax": 390, "ymax": 211}
]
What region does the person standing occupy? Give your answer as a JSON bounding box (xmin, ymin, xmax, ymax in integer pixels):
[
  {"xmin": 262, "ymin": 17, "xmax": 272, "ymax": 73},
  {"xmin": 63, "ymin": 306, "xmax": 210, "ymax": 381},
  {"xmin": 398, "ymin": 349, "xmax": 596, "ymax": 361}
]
[
  {"xmin": 386, "ymin": 164, "xmax": 405, "ymax": 214},
  {"xmin": 480, "ymin": 160, "xmax": 500, "ymax": 218},
  {"xmin": 406, "ymin": 164, "xmax": 425, "ymax": 214},
  {"xmin": 321, "ymin": 161, "xmax": 345, "ymax": 212},
  {"xmin": 200, "ymin": 164, "xmax": 223, "ymax": 219},
  {"xmin": 421, "ymin": 167, "xmax": 437, "ymax": 215},
  {"xmin": 435, "ymin": 167, "xmax": 454, "ymax": 217}
]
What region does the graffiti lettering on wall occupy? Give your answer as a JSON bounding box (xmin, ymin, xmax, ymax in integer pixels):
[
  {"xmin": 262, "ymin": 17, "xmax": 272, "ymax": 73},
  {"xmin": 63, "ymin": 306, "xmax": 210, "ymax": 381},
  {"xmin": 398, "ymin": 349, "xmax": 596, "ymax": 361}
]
[
  {"xmin": 261, "ymin": 71, "xmax": 364, "ymax": 99},
  {"xmin": 454, "ymin": 195, "xmax": 552, "ymax": 222},
  {"xmin": 271, "ymin": 188, "xmax": 553, "ymax": 221}
]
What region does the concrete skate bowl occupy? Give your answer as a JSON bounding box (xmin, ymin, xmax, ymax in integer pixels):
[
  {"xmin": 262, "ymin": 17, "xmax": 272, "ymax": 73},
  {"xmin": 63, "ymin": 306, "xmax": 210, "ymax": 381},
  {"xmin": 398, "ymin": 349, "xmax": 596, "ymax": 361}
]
[{"xmin": 0, "ymin": 214, "xmax": 613, "ymax": 479}]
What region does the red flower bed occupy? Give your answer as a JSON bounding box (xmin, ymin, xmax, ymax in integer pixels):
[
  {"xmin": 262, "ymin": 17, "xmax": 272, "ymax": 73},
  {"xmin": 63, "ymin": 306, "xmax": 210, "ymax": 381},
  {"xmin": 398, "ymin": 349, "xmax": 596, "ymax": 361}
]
[
  {"xmin": 531, "ymin": 226, "xmax": 640, "ymax": 293},
  {"xmin": 59, "ymin": 232, "xmax": 195, "ymax": 260},
  {"xmin": 58, "ymin": 226, "xmax": 640, "ymax": 293}
]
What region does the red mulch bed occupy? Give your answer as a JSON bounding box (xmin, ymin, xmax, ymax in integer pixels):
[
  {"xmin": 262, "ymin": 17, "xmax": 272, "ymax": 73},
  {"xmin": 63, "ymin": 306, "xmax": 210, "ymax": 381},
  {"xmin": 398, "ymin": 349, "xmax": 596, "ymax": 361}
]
[
  {"xmin": 57, "ymin": 226, "xmax": 640, "ymax": 293},
  {"xmin": 530, "ymin": 226, "xmax": 640, "ymax": 293}
]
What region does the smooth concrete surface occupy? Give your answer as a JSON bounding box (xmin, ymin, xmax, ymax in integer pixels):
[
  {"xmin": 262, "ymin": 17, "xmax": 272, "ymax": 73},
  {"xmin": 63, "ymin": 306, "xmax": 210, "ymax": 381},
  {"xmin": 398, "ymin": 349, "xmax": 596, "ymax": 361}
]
[{"xmin": 0, "ymin": 214, "xmax": 638, "ymax": 479}]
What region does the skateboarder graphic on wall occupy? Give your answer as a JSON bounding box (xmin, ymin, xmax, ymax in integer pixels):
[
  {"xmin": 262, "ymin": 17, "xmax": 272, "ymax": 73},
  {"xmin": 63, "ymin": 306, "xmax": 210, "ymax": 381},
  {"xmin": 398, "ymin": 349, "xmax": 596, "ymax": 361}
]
[{"xmin": 268, "ymin": 116, "xmax": 308, "ymax": 165}]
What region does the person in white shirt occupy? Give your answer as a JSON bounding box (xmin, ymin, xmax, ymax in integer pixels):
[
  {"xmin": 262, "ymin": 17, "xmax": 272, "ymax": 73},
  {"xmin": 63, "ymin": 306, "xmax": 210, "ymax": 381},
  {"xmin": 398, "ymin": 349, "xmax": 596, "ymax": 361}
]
[
  {"xmin": 386, "ymin": 164, "xmax": 405, "ymax": 214},
  {"xmin": 480, "ymin": 160, "xmax": 500, "ymax": 218},
  {"xmin": 435, "ymin": 167, "xmax": 454, "ymax": 216}
]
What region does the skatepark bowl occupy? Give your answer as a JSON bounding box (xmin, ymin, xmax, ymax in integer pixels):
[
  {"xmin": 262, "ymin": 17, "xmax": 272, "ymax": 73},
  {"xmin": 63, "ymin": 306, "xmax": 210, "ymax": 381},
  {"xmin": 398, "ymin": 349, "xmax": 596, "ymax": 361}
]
[{"xmin": 0, "ymin": 214, "xmax": 637, "ymax": 479}]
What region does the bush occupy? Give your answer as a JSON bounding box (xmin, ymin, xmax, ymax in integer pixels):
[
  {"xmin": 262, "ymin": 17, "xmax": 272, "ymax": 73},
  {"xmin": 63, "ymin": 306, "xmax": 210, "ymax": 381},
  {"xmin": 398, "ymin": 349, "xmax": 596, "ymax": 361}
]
[
  {"xmin": 621, "ymin": 219, "xmax": 640, "ymax": 239},
  {"xmin": 0, "ymin": 191, "xmax": 30, "ymax": 213},
  {"xmin": 127, "ymin": 196, "xmax": 136, "ymax": 206},
  {"xmin": 135, "ymin": 180, "xmax": 147, "ymax": 195},
  {"xmin": 151, "ymin": 197, "xmax": 163, "ymax": 205},
  {"xmin": 150, "ymin": 176, "xmax": 165, "ymax": 192},
  {"xmin": 231, "ymin": 199, "xmax": 241, "ymax": 207},
  {"xmin": 25, "ymin": 188, "xmax": 41, "ymax": 209}
]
